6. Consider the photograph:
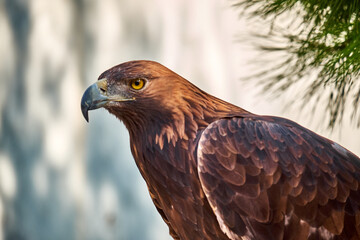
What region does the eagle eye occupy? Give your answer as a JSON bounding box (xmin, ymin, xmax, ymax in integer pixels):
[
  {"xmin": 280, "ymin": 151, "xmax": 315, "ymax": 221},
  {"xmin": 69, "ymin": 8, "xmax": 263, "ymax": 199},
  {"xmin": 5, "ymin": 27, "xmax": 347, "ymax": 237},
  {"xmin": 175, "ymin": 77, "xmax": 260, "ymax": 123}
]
[{"xmin": 130, "ymin": 79, "xmax": 145, "ymax": 90}]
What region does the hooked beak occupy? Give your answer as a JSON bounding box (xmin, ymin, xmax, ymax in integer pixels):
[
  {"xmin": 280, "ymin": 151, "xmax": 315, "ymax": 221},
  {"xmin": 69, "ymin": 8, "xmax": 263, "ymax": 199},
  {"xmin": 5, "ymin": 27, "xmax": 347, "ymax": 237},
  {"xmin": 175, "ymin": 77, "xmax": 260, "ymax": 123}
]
[{"xmin": 80, "ymin": 78, "xmax": 134, "ymax": 122}]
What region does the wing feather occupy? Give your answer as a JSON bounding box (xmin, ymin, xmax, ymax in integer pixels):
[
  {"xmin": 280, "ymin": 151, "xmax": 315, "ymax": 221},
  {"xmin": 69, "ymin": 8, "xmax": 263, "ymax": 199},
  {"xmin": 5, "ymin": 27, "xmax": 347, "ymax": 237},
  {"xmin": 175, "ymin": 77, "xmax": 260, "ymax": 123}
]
[{"xmin": 197, "ymin": 116, "xmax": 360, "ymax": 240}]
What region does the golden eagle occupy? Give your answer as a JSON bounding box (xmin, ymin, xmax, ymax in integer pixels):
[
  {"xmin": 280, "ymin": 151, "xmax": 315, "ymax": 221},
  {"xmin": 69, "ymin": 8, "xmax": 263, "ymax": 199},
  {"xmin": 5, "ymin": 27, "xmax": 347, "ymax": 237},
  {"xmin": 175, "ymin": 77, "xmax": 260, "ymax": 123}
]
[{"xmin": 81, "ymin": 61, "xmax": 360, "ymax": 240}]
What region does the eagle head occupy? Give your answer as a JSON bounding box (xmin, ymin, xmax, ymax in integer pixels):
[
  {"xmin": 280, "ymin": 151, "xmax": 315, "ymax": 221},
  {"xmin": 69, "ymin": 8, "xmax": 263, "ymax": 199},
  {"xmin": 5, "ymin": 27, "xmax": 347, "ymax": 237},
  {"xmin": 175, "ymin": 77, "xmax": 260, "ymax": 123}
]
[{"xmin": 82, "ymin": 61, "xmax": 188, "ymax": 126}]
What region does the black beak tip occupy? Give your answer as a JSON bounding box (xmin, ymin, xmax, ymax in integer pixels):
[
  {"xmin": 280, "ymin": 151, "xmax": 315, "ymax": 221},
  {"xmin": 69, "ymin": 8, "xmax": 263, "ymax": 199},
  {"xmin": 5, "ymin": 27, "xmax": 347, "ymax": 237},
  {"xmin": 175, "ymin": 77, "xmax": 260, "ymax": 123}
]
[
  {"xmin": 83, "ymin": 109, "xmax": 89, "ymax": 122},
  {"xmin": 81, "ymin": 95, "xmax": 90, "ymax": 122},
  {"xmin": 81, "ymin": 104, "xmax": 89, "ymax": 122}
]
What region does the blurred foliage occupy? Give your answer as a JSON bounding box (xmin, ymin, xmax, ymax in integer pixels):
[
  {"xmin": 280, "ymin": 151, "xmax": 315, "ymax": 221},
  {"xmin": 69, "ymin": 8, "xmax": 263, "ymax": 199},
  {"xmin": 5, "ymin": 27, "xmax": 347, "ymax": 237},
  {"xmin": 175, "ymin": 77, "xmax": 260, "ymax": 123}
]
[{"xmin": 235, "ymin": 0, "xmax": 360, "ymax": 128}]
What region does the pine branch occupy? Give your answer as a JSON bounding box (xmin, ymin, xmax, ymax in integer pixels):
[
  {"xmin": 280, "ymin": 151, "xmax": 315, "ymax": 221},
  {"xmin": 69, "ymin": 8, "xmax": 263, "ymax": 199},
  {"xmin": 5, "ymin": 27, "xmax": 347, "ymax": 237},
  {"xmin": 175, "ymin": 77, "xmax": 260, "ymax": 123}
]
[{"xmin": 235, "ymin": 0, "xmax": 360, "ymax": 128}]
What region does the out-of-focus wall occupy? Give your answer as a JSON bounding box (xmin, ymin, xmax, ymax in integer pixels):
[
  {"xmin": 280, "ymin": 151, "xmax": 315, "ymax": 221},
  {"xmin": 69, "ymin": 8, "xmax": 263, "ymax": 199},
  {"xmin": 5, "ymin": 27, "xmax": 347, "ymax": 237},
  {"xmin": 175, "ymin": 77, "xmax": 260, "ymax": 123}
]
[{"xmin": 0, "ymin": 0, "xmax": 359, "ymax": 240}]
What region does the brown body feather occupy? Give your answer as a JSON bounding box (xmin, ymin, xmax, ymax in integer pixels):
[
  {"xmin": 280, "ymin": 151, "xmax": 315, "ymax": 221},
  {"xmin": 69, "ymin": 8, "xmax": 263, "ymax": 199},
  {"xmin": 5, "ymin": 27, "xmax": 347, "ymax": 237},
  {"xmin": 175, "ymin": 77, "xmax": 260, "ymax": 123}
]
[{"xmin": 82, "ymin": 61, "xmax": 360, "ymax": 240}]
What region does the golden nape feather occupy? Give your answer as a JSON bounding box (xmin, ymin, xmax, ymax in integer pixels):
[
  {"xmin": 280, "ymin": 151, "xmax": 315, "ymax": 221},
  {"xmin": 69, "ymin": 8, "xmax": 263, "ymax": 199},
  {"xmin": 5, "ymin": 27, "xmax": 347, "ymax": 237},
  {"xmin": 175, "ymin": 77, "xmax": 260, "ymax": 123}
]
[{"xmin": 81, "ymin": 60, "xmax": 360, "ymax": 240}]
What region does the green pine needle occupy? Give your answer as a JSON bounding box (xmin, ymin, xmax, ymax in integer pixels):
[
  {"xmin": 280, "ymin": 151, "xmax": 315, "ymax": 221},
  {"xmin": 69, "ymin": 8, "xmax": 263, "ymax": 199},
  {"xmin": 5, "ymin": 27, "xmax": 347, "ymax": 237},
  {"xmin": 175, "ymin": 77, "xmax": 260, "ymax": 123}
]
[{"xmin": 235, "ymin": 0, "xmax": 360, "ymax": 128}]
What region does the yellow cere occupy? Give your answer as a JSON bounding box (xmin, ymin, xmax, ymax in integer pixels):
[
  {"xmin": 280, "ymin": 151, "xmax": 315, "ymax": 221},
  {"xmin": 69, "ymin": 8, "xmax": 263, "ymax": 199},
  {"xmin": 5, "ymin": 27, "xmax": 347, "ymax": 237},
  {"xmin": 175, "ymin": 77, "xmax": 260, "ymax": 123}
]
[{"xmin": 131, "ymin": 79, "xmax": 145, "ymax": 90}]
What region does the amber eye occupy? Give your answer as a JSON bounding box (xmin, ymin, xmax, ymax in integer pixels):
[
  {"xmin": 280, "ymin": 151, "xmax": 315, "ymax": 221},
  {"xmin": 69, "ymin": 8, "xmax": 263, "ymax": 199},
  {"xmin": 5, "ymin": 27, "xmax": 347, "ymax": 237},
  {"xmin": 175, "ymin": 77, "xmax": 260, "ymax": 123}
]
[{"xmin": 130, "ymin": 79, "xmax": 145, "ymax": 90}]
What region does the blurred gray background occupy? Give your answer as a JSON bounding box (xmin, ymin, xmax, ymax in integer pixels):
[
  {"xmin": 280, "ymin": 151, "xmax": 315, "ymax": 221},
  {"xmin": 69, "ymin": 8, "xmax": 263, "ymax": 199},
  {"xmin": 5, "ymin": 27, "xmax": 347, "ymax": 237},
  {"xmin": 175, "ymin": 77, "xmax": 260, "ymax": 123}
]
[{"xmin": 1, "ymin": 0, "xmax": 360, "ymax": 240}]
